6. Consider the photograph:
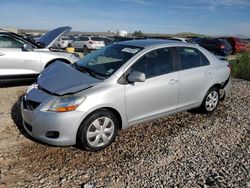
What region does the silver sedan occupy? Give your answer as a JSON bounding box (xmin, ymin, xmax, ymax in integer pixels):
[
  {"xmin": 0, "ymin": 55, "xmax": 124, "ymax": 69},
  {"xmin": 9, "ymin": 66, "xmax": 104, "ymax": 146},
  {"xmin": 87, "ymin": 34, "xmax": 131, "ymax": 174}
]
[{"xmin": 21, "ymin": 39, "xmax": 231, "ymax": 151}]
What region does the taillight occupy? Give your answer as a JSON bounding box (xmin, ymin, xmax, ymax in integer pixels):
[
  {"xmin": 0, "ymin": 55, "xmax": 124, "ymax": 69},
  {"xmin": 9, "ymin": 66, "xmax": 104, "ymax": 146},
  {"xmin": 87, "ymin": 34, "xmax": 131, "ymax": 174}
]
[
  {"xmin": 219, "ymin": 45, "xmax": 225, "ymax": 49},
  {"xmin": 227, "ymin": 64, "xmax": 232, "ymax": 72}
]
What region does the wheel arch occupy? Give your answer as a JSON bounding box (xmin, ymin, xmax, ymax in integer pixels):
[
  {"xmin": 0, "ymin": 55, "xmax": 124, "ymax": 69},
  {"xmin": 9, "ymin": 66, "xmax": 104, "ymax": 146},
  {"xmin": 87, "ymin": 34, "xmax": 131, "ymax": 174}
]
[
  {"xmin": 45, "ymin": 58, "xmax": 71, "ymax": 68},
  {"xmin": 79, "ymin": 107, "xmax": 123, "ymax": 130}
]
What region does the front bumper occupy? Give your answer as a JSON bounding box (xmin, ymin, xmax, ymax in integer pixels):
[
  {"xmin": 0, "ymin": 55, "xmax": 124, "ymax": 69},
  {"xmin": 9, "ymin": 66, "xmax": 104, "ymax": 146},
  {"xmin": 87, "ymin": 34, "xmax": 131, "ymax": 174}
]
[{"xmin": 21, "ymin": 101, "xmax": 85, "ymax": 146}]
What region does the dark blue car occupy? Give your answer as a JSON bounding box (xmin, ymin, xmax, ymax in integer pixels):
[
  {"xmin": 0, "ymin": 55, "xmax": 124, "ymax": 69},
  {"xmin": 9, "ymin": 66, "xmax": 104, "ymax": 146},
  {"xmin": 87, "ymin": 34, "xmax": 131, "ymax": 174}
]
[{"xmin": 197, "ymin": 38, "xmax": 233, "ymax": 56}]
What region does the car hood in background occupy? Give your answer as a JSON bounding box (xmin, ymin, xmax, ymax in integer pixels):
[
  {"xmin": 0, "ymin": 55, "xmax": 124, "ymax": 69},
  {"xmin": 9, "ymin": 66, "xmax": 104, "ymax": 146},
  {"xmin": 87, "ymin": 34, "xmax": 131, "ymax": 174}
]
[
  {"xmin": 37, "ymin": 26, "xmax": 71, "ymax": 49},
  {"xmin": 37, "ymin": 61, "xmax": 100, "ymax": 95}
]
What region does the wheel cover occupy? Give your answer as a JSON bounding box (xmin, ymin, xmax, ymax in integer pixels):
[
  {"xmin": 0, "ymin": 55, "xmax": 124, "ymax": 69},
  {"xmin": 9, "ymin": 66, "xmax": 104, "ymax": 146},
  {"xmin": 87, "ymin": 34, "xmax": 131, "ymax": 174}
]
[
  {"xmin": 86, "ymin": 117, "xmax": 115, "ymax": 148},
  {"xmin": 205, "ymin": 90, "xmax": 219, "ymax": 111}
]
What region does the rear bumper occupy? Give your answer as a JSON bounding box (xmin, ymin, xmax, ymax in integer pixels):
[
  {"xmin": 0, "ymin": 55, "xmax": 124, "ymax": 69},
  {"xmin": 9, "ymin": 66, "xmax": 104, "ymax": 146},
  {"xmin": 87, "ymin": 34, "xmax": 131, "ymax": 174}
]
[{"xmin": 223, "ymin": 76, "xmax": 232, "ymax": 96}]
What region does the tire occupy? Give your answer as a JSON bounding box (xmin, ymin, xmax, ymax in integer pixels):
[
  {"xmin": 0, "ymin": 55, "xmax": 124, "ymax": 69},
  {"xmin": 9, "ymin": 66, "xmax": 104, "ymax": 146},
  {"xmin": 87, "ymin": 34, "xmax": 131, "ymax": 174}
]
[
  {"xmin": 76, "ymin": 109, "xmax": 119, "ymax": 151},
  {"xmin": 83, "ymin": 46, "xmax": 89, "ymax": 55},
  {"xmin": 198, "ymin": 87, "xmax": 220, "ymax": 113}
]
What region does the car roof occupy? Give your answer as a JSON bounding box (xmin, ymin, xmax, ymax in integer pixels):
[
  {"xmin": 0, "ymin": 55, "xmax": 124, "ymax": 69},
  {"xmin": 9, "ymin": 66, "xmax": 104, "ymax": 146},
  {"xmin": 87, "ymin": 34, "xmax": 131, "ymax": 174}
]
[{"xmin": 117, "ymin": 39, "xmax": 181, "ymax": 48}]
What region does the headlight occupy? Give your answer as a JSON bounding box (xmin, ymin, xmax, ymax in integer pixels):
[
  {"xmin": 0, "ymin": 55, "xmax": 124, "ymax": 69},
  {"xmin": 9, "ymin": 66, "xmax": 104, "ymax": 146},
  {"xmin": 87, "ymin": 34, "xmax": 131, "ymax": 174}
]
[{"xmin": 48, "ymin": 95, "xmax": 86, "ymax": 112}]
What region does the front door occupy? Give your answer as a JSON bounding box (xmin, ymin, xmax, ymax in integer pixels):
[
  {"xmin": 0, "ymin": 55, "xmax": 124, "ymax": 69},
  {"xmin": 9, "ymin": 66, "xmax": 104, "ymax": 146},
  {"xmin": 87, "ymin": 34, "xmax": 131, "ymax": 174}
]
[
  {"xmin": 0, "ymin": 33, "xmax": 40, "ymax": 77},
  {"xmin": 124, "ymin": 47, "xmax": 180, "ymax": 124}
]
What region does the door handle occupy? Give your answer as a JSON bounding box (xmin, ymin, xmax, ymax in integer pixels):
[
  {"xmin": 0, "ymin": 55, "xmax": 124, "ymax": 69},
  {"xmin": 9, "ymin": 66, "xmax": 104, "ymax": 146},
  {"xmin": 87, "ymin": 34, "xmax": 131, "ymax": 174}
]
[
  {"xmin": 169, "ymin": 79, "xmax": 179, "ymax": 84},
  {"xmin": 0, "ymin": 52, "xmax": 5, "ymax": 56}
]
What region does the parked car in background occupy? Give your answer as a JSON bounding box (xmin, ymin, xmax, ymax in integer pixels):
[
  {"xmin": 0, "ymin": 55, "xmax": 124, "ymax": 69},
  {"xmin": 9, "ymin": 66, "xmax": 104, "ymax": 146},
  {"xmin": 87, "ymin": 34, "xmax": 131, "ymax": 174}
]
[
  {"xmin": 54, "ymin": 35, "xmax": 74, "ymax": 49},
  {"xmin": 0, "ymin": 27, "xmax": 80, "ymax": 83},
  {"xmin": 197, "ymin": 38, "xmax": 233, "ymax": 56},
  {"xmin": 21, "ymin": 39, "xmax": 231, "ymax": 151},
  {"xmin": 112, "ymin": 36, "xmax": 138, "ymax": 43},
  {"xmin": 22, "ymin": 34, "xmax": 36, "ymax": 44},
  {"xmin": 168, "ymin": 37, "xmax": 197, "ymax": 44},
  {"xmin": 191, "ymin": 37, "xmax": 204, "ymax": 44},
  {"xmin": 222, "ymin": 37, "xmax": 247, "ymax": 54},
  {"xmin": 70, "ymin": 36, "xmax": 105, "ymax": 53},
  {"xmin": 97, "ymin": 37, "xmax": 114, "ymax": 45}
]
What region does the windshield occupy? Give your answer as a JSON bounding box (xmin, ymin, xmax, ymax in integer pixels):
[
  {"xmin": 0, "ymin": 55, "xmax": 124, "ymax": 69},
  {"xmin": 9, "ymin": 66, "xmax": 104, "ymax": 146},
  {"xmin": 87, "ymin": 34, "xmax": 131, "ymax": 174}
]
[{"xmin": 74, "ymin": 44, "xmax": 143, "ymax": 79}]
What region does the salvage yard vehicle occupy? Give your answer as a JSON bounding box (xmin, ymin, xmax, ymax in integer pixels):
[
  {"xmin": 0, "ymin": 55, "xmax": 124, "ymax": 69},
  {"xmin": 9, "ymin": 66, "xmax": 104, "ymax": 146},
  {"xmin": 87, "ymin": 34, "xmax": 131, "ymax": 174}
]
[
  {"xmin": 168, "ymin": 37, "xmax": 197, "ymax": 44},
  {"xmin": 0, "ymin": 27, "xmax": 80, "ymax": 83},
  {"xmin": 197, "ymin": 38, "xmax": 233, "ymax": 56},
  {"xmin": 54, "ymin": 35, "xmax": 74, "ymax": 49},
  {"xmin": 223, "ymin": 37, "xmax": 247, "ymax": 54},
  {"xmin": 21, "ymin": 39, "xmax": 231, "ymax": 151},
  {"xmin": 69, "ymin": 36, "xmax": 105, "ymax": 54}
]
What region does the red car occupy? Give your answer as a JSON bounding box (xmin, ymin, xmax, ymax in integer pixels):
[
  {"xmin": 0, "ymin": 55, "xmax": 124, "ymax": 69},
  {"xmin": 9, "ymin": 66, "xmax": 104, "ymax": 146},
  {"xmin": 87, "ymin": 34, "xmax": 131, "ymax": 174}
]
[{"xmin": 225, "ymin": 37, "xmax": 247, "ymax": 54}]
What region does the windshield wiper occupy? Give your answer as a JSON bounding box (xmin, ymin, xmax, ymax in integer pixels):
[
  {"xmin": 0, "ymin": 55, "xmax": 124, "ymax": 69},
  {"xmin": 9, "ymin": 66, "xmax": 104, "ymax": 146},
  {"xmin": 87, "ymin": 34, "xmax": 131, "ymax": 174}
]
[{"xmin": 73, "ymin": 64, "xmax": 106, "ymax": 79}]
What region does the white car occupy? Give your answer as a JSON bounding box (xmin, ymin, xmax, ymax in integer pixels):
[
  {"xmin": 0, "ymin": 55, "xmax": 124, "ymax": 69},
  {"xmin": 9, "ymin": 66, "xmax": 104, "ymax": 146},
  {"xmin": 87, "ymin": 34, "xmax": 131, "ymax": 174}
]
[
  {"xmin": 54, "ymin": 36, "xmax": 73, "ymax": 49},
  {"xmin": 70, "ymin": 36, "xmax": 105, "ymax": 53},
  {"xmin": 0, "ymin": 27, "xmax": 80, "ymax": 83}
]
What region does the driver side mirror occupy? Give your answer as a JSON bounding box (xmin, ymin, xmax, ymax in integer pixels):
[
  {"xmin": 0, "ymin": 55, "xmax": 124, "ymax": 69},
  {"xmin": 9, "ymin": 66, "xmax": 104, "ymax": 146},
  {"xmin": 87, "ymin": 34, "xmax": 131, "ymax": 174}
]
[
  {"xmin": 22, "ymin": 44, "xmax": 33, "ymax": 51},
  {"xmin": 127, "ymin": 71, "xmax": 146, "ymax": 83}
]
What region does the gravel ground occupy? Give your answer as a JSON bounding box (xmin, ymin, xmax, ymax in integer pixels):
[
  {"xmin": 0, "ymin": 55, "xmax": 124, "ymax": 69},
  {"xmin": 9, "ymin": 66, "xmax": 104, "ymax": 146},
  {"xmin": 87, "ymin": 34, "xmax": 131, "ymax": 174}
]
[{"xmin": 0, "ymin": 79, "xmax": 249, "ymax": 188}]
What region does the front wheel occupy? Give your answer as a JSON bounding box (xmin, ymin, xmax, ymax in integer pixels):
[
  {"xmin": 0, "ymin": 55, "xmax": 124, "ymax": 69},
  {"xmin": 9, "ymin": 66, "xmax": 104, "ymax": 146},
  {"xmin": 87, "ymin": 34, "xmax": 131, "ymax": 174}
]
[{"xmin": 77, "ymin": 109, "xmax": 119, "ymax": 151}]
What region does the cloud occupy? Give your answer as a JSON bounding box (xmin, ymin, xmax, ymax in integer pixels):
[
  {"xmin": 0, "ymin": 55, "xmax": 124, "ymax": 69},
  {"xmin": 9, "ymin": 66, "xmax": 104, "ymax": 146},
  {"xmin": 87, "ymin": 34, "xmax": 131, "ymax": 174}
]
[
  {"xmin": 114, "ymin": 0, "xmax": 150, "ymax": 4},
  {"xmin": 197, "ymin": 0, "xmax": 250, "ymax": 10}
]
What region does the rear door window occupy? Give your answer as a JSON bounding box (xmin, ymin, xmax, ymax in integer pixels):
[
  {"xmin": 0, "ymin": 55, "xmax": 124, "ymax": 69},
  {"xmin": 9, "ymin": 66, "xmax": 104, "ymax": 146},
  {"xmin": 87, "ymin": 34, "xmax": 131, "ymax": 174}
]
[
  {"xmin": 176, "ymin": 47, "xmax": 210, "ymax": 70},
  {"xmin": 91, "ymin": 37, "xmax": 104, "ymax": 41},
  {"xmin": 80, "ymin": 37, "xmax": 89, "ymax": 41}
]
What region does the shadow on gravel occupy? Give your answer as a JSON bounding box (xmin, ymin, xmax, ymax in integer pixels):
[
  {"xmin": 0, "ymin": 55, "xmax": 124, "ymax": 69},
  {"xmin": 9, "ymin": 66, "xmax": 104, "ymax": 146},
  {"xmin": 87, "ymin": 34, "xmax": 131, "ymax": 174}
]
[
  {"xmin": 0, "ymin": 80, "xmax": 35, "ymax": 88},
  {"xmin": 11, "ymin": 95, "xmax": 30, "ymax": 139}
]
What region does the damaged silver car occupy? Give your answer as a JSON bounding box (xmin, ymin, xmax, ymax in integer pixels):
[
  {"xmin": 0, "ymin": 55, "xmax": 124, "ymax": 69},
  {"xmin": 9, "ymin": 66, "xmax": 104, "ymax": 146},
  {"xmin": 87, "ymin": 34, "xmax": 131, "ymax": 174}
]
[{"xmin": 21, "ymin": 39, "xmax": 231, "ymax": 151}]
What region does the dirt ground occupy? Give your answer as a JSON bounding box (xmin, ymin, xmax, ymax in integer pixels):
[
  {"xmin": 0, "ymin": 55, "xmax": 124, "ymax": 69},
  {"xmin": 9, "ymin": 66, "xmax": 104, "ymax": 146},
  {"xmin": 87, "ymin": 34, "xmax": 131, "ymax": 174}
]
[{"xmin": 0, "ymin": 79, "xmax": 249, "ymax": 188}]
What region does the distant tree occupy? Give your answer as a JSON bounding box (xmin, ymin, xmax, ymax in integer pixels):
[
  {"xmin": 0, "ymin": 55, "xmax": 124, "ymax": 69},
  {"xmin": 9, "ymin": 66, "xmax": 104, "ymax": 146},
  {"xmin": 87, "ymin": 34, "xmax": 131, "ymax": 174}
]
[{"xmin": 132, "ymin": 30, "xmax": 145, "ymax": 38}]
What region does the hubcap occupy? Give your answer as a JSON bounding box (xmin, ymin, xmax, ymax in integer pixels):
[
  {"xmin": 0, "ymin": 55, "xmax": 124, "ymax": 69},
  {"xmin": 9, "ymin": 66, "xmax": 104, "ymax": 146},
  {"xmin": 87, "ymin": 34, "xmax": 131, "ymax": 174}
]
[
  {"xmin": 205, "ymin": 90, "xmax": 219, "ymax": 111},
  {"xmin": 86, "ymin": 117, "xmax": 115, "ymax": 148}
]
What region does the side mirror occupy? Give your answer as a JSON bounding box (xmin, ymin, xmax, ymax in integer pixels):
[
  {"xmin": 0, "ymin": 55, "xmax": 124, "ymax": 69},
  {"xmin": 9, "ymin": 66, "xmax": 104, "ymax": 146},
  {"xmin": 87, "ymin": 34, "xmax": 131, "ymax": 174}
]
[
  {"xmin": 127, "ymin": 71, "xmax": 146, "ymax": 83},
  {"xmin": 22, "ymin": 44, "xmax": 33, "ymax": 51}
]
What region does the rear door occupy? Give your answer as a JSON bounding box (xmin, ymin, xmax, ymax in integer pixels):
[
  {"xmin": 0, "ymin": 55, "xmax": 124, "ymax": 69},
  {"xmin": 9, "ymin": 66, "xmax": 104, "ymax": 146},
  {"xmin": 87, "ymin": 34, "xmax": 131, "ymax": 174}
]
[
  {"xmin": 124, "ymin": 47, "xmax": 180, "ymax": 124},
  {"xmin": 175, "ymin": 47, "xmax": 212, "ymax": 110},
  {"xmin": 0, "ymin": 33, "xmax": 40, "ymax": 78}
]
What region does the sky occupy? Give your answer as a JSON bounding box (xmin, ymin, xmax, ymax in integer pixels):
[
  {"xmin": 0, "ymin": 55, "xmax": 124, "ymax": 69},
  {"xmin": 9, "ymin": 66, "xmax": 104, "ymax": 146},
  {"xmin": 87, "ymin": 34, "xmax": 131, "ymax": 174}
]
[{"xmin": 1, "ymin": 0, "xmax": 250, "ymax": 37}]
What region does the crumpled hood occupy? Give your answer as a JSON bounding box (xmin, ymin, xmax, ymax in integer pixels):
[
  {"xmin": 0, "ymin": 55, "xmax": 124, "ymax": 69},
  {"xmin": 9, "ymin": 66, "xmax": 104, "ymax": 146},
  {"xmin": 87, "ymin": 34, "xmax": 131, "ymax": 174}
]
[{"xmin": 37, "ymin": 61, "xmax": 100, "ymax": 95}]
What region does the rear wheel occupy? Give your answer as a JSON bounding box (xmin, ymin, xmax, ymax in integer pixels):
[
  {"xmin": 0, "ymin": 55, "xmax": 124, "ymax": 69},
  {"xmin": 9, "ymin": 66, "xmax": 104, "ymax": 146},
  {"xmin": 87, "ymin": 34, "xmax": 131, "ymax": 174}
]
[
  {"xmin": 77, "ymin": 109, "xmax": 119, "ymax": 151},
  {"xmin": 199, "ymin": 87, "xmax": 220, "ymax": 113}
]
